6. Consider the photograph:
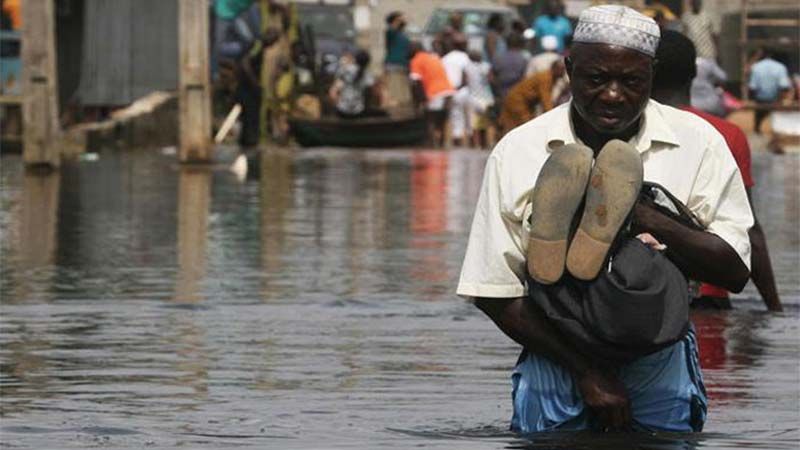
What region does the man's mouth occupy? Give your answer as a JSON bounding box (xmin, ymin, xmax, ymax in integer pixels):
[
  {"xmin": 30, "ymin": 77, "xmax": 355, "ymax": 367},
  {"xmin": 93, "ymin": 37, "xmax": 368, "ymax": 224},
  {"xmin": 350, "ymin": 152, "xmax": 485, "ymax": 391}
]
[{"xmin": 597, "ymin": 114, "xmax": 623, "ymax": 125}]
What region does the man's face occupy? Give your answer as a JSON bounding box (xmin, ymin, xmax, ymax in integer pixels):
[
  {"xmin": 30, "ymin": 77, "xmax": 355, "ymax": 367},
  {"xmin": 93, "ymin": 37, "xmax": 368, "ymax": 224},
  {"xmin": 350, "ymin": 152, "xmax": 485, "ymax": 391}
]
[
  {"xmin": 546, "ymin": 0, "xmax": 561, "ymax": 16},
  {"xmin": 567, "ymin": 43, "xmax": 653, "ymax": 135}
]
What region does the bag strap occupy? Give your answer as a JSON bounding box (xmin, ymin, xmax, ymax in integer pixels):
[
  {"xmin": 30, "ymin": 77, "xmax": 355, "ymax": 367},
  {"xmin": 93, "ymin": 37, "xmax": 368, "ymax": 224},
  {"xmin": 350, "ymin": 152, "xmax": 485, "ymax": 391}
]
[{"xmin": 641, "ymin": 181, "xmax": 705, "ymax": 231}]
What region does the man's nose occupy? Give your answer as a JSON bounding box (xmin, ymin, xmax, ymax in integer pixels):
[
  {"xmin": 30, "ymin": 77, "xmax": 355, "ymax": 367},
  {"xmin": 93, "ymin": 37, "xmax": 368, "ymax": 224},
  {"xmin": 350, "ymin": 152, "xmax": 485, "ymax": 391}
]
[{"xmin": 599, "ymin": 80, "xmax": 624, "ymax": 104}]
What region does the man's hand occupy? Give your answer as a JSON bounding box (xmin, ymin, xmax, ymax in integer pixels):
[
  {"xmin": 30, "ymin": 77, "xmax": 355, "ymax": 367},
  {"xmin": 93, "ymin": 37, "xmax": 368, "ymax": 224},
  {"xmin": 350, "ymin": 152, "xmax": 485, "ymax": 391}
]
[
  {"xmin": 578, "ymin": 369, "xmax": 632, "ymax": 430},
  {"xmin": 636, "ymin": 232, "xmax": 667, "ymax": 251},
  {"xmin": 631, "ymin": 196, "xmax": 750, "ymax": 292}
]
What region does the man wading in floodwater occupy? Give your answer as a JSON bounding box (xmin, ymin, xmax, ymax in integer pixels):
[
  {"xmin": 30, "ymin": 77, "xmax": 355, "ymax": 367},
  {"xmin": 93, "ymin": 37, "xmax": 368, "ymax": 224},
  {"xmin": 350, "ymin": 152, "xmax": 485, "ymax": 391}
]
[{"xmin": 457, "ymin": 6, "xmax": 753, "ymax": 432}]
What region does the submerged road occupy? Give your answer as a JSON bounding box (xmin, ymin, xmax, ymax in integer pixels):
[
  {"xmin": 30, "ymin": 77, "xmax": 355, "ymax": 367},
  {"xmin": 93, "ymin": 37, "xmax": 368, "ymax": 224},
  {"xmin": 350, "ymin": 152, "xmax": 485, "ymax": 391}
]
[{"xmin": 0, "ymin": 147, "xmax": 798, "ymax": 449}]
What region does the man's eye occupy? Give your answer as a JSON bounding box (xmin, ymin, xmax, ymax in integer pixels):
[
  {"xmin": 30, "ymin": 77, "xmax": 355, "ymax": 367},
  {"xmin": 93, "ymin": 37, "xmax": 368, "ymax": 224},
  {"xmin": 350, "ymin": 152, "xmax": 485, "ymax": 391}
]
[
  {"xmin": 624, "ymin": 77, "xmax": 644, "ymax": 87},
  {"xmin": 589, "ymin": 75, "xmax": 604, "ymax": 84}
]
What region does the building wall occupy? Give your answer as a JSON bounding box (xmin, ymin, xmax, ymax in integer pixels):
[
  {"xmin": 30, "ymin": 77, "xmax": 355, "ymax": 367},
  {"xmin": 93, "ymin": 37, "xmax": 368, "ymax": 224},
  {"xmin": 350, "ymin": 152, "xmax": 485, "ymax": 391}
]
[{"xmin": 74, "ymin": 0, "xmax": 178, "ymax": 106}]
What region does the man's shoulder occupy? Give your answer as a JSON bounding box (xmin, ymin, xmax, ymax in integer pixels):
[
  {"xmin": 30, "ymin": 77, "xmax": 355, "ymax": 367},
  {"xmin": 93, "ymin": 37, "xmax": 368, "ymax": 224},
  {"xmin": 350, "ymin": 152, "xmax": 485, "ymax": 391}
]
[
  {"xmin": 687, "ymin": 107, "xmax": 746, "ymax": 142},
  {"xmin": 752, "ymin": 58, "xmax": 778, "ymax": 72},
  {"xmin": 653, "ymin": 101, "xmax": 720, "ymax": 138},
  {"xmin": 647, "ymin": 102, "xmax": 732, "ymax": 160},
  {"xmin": 443, "ymin": 50, "xmax": 469, "ymax": 64}
]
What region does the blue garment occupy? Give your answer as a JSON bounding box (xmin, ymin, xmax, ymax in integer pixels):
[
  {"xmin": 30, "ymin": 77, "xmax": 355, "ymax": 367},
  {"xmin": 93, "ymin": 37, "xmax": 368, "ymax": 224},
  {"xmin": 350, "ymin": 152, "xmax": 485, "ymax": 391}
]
[
  {"xmin": 749, "ymin": 58, "xmax": 791, "ymax": 102},
  {"xmin": 214, "ymin": 0, "xmax": 254, "ymax": 20},
  {"xmin": 532, "ymin": 15, "xmax": 573, "ymax": 53},
  {"xmin": 492, "ymin": 50, "xmax": 528, "ymax": 100},
  {"xmin": 510, "ymin": 327, "xmax": 707, "ymax": 433},
  {"xmin": 385, "ymin": 28, "xmax": 410, "ymax": 67},
  {"xmin": 212, "ymin": 3, "xmax": 260, "ymax": 78}
]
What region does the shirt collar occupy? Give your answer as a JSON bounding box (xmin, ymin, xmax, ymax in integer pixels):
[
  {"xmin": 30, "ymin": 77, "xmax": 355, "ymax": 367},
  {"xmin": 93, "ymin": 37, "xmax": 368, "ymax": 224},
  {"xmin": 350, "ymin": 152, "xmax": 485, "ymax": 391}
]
[{"xmin": 546, "ymin": 100, "xmax": 680, "ymax": 153}]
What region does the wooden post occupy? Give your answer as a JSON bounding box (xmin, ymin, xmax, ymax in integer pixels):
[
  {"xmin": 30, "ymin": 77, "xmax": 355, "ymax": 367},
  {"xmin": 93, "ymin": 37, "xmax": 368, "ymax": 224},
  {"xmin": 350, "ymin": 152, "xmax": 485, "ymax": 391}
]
[
  {"xmin": 21, "ymin": 0, "xmax": 60, "ymax": 168},
  {"xmin": 175, "ymin": 168, "xmax": 210, "ymax": 302},
  {"xmin": 178, "ymin": 0, "xmax": 212, "ymax": 163}
]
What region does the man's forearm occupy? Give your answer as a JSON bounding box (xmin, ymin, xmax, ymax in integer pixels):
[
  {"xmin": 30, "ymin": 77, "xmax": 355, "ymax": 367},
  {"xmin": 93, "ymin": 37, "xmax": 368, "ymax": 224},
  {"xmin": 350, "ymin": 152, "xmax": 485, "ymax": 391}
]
[
  {"xmin": 749, "ymin": 221, "xmax": 783, "ymax": 311},
  {"xmin": 635, "ymin": 203, "xmax": 750, "ymax": 292},
  {"xmin": 474, "ymin": 296, "xmax": 633, "ymax": 428},
  {"xmin": 474, "ymin": 297, "xmax": 595, "ymax": 375}
]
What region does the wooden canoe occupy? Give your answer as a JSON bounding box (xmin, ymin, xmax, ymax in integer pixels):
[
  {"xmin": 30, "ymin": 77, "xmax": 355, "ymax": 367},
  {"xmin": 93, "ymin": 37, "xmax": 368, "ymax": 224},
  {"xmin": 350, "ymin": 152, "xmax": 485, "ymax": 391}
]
[{"xmin": 289, "ymin": 114, "xmax": 427, "ymax": 147}]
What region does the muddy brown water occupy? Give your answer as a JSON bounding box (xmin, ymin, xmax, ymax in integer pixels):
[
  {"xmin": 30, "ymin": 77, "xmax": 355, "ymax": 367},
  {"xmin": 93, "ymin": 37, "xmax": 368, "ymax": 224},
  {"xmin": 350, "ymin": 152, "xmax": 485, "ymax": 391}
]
[{"xmin": 1, "ymin": 148, "xmax": 798, "ymax": 449}]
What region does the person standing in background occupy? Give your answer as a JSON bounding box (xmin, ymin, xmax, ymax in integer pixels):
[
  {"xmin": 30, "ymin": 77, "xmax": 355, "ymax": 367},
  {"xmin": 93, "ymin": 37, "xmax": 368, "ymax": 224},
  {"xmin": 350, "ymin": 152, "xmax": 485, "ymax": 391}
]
[
  {"xmin": 384, "ymin": 11, "xmax": 410, "ymax": 69},
  {"xmin": 491, "ymin": 33, "xmax": 528, "ymax": 102},
  {"xmin": 257, "ymin": 0, "xmax": 294, "ymax": 143},
  {"xmin": 749, "ymin": 49, "xmax": 792, "ymax": 135},
  {"xmin": 691, "ymin": 56, "xmax": 728, "ymax": 117},
  {"xmin": 485, "ymin": 13, "xmax": 507, "ymax": 63},
  {"xmin": 213, "ymin": 0, "xmax": 255, "ymax": 79},
  {"xmin": 409, "ymin": 42, "xmax": 456, "ymax": 147},
  {"xmin": 532, "ymin": 0, "xmax": 572, "ymax": 53},
  {"xmin": 434, "ymin": 12, "xmax": 465, "ymax": 56},
  {"xmin": 442, "ymin": 34, "xmax": 472, "ymax": 146},
  {"xmin": 652, "ymin": 30, "xmax": 782, "ymax": 312},
  {"xmin": 384, "ymin": 11, "xmax": 412, "ymax": 108},
  {"xmin": 239, "ymin": 28, "xmax": 281, "ymax": 147},
  {"xmin": 465, "ymin": 50, "xmax": 495, "ymax": 148},
  {"xmin": 682, "ymin": 0, "xmax": 718, "ymax": 61}
]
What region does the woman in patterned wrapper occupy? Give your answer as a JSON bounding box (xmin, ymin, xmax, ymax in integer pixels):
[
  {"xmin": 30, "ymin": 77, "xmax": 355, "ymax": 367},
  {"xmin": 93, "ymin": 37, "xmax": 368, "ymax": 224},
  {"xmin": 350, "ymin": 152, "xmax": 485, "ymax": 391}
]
[{"xmin": 329, "ymin": 49, "xmax": 386, "ymax": 119}]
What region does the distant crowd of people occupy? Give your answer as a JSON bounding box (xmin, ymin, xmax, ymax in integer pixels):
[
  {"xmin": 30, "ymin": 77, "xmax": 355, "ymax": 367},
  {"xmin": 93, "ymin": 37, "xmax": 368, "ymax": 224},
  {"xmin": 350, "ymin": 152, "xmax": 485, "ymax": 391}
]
[
  {"xmin": 378, "ymin": 0, "xmax": 797, "ymax": 150},
  {"xmin": 211, "ymin": 0, "xmax": 798, "ymax": 151},
  {"xmin": 382, "ymin": 0, "xmax": 575, "ymax": 148}
]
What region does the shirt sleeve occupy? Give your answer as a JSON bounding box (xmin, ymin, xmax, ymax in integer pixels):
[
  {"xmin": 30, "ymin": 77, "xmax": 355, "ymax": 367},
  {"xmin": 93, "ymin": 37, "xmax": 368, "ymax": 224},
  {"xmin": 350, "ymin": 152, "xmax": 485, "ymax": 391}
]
[
  {"xmin": 748, "ymin": 68, "xmax": 757, "ymax": 91},
  {"xmin": 687, "ymin": 133, "xmax": 754, "ymax": 270},
  {"xmin": 710, "ymin": 61, "xmax": 727, "ymax": 84},
  {"xmin": 409, "ymin": 56, "xmax": 422, "ymax": 80},
  {"xmin": 779, "ymin": 65, "xmax": 792, "ymax": 90},
  {"xmin": 456, "ymin": 146, "xmax": 527, "ymax": 299}
]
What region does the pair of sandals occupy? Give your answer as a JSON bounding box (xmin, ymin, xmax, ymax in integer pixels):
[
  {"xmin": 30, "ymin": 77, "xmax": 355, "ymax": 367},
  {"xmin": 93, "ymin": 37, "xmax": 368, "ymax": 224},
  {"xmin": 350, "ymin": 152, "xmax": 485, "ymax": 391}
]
[{"xmin": 527, "ymin": 140, "xmax": 644, "ymax": 284}]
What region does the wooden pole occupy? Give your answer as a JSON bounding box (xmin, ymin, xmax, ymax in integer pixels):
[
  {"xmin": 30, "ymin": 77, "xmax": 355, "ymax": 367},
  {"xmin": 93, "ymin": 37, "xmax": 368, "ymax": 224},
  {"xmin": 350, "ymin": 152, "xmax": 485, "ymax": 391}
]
[
  {"xmin": 21, "ymin": 0, "xmax": 60, "ymax": 168},
  {"xmin": 175, "ymin": 168, "xmax": 210, "ymax": 302},
  {"xmin": 178, "ymin": 0, "xmax": 212, "ymax": 163}
]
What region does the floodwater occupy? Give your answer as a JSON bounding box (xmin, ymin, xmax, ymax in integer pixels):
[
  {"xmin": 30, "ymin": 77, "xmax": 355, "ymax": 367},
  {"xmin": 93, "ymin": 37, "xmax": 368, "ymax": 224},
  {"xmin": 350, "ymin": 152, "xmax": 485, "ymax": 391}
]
[{"xmin": 0, "ymin": 147, "xmax": 798, "ymax": 449}]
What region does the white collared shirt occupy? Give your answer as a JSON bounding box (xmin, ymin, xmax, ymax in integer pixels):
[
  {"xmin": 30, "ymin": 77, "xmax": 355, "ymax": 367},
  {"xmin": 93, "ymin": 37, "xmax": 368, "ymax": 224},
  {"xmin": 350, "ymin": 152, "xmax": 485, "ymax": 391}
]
[{"xmin": 456, "ymin": 100, "xmax": 753, "ymax": 299}]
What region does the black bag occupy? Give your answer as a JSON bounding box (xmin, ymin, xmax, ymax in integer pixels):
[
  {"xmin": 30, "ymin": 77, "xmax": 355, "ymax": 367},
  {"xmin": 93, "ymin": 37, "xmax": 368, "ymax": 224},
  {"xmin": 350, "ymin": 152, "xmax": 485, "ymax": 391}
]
[{"xmin": 526, "ymin": 183, "xmax": 699, "ymax": 364}]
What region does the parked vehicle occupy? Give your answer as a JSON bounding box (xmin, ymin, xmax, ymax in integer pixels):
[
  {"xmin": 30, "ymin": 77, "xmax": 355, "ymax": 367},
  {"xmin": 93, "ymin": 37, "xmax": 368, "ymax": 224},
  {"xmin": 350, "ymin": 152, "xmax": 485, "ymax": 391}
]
[
  {"xmin": 296, "ymin": 2, "xmax": 357, "ymax": 80},
  {"xmin": 416, "ymin": 3, "xmax": 519, "ymax": 54}
]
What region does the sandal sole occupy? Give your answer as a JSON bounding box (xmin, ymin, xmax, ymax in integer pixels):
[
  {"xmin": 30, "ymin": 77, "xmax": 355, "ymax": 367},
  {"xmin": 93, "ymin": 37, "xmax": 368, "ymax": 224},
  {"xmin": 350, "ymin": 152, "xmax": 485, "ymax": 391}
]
[
  {"xmin": 527, "ymin": 143, "xmax": 594, "ymax": 284},
  {"xmin": 566, "ymin": 139, "xmax": 643, "ymax": 281}
]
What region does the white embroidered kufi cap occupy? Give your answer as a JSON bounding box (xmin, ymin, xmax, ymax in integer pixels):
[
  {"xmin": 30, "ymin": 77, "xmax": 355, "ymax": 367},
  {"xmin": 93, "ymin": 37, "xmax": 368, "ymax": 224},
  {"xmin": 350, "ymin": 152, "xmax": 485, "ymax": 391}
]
[{"xmin": 572, "ymin": 5, "xmax": 660, "ymax": 57}]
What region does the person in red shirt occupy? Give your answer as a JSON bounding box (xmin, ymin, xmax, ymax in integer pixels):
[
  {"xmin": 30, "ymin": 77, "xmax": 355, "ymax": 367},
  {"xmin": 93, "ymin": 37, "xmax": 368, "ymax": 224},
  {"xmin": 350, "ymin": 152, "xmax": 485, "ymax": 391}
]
[
  {"xmin": 409, "ymin": 42, "xmax": 456, "ymax": 147},
  {"xmin": 652, "ymin": 30, "xmax": 781, "ymax": 311}
]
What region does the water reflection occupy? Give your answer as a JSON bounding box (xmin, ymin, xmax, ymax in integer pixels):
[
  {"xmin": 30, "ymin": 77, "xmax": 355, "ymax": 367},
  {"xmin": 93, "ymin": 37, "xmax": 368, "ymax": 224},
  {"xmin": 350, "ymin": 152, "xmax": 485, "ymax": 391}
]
[
  {"xmin": 175, "ymin": 168, "xmax": 211, "ymax": 303},
  {"xmin": 0, "ymin": 150, "xmax": 797, "ymax": 449},
  {"xmin": 259, "ymin": 149, "xmax": 293, "ymax": 302},
  {"xmin": 18, "ymin": 171, "xmax": 61, "ymax": 268},
  {"xmin": 3, "ymin": 171, "xmax": 61, "ymax": 304}
]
